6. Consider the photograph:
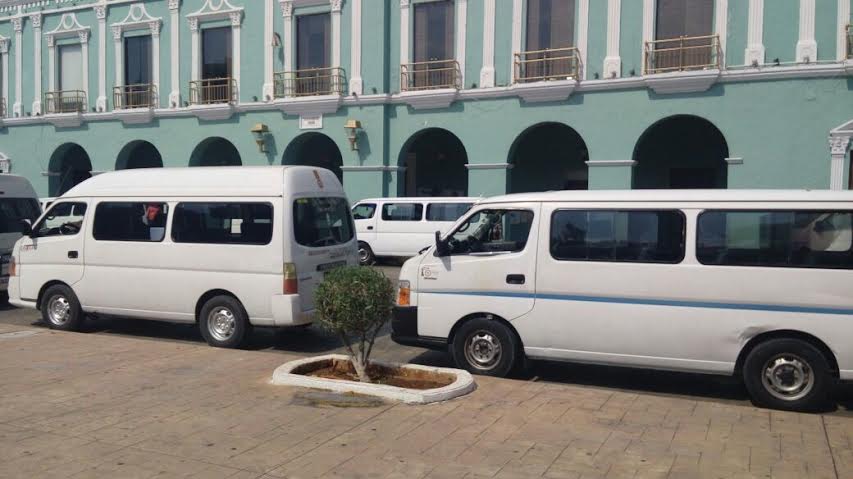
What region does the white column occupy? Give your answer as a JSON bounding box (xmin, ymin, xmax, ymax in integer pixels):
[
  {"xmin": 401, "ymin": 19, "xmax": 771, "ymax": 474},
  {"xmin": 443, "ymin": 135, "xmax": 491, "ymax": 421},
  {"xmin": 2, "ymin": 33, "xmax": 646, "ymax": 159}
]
[
  {"xmin": 12, "ymin": 17, "xmax": 22, "ymax": 117},
  {"xmin": 263, "ymin": 0, "xmax": 274, "ymax": 101},
  {"xmin": 47, "ymin": 35, "xmax": 55, "ymax": 94},
  {"xmin": 349, "ymin": 0, "xmax": 362, "ymax": 94},
  {"xmin": 80, "ymin": 31, "xmax": 90, "ymax": 109},
  {"xmin": 189, "ymin": 18, "xmax": 199, "ymax": 82},
  {"xmin": 95, "ymin": 5, "xmax": 107, "ymax": 111},
  {"xmin": 231, "ymin": 12, "xmax": 242, "ymax": 101},
  {"xmin": 0, "ymin": 39, "xmax": 8, "ymax": 115},
  {"xmin": 604, "ymin": 0, "xmax": 621, "ymax": 78},
  {"xmin": 30, "ymin": 14, "xmax": 42, "ymax": 115},
  {"xmin": 829, "ymin": 136, "xmax": 851, "ymax": 190},
  {"xmin": 113, "ymin": 27, "xmax": 122, "ymax": 87},
  {"xmin": 837, "ymin": 0, "xmax": 849, "ymax": 62},
  {"xmin": 480, "ymin": 0, "xmax": 495, "ymax": 87},
  {"xmin": 282, "ymin": 1, "xmax": 293, "ymax": 73},
  {"xmin": 455, "ymin": 0, "xmax": 467, "ymax": 88},
  {"xmin": 641, "ymin": 0, "xmax": 653, "ymax": 74},
  {"xmin": 796, "ymin": 0, "xmax": 817, "ymax": 62},
  {"xmin": 510, "ymin": 0, "xmax": 521, "ymax": 81},
  {"xmin": 715, "ymin": 0, "xmax": 729, "ymax": 66},
  {"xmin": 577, "ymin": 0, "xmax": 589, "ymax": 80},
  {"xmin": 745, "ymin": 0, "xmax": 765, "ymax": 66},
  {"xmin": 331, "ymin": 0, "xmax": 341, "ymax": 69},
  {"xmin": 169, "ymin": 0, "xmax": 181, "ymax": 107},
  {"xmin": 400, "ymin": 0, "xmax": 409, "ymax": 67},
  {"xmin": 151, "ymin": 22, "xmax": 161, "ymax": 107}
]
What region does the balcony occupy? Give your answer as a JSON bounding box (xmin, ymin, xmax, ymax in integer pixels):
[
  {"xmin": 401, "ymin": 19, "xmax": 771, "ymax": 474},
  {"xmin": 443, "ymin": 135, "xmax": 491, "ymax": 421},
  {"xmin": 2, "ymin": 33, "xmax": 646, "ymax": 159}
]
[
  {"xmin": 514, "ymin": 47, "xmax": 582, "ymax": 83},
  {"xmin": 113, "ymin": 84, "xmax": 157, "ymax": 110},
  {"xmin": 274, "ymin": 67, "xmax": 345, "ymax": 98},
  {"xmin": 400, "ymin": 60, "xmax": 461, "ymax": 92},
  {"xmin": 44, "ymin": 90, "xmax": 87, "ymax": 115},
  {"xmin": 189, "ymin": 78, "xmax": 237, "ymax": 106},
  {"xmin": 644, "ymin": 34, "xmax": 722, "ymax": 75}
]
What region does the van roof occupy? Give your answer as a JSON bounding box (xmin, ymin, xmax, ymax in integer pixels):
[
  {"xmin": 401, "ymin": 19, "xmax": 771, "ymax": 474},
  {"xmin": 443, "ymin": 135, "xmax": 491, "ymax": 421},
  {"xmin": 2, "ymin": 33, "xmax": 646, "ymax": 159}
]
[
  {"xmin": 61, "ymin": 166, "xmax": 343, "ymax": 198},
  {"xmin": 479, "ymin": 189, "xmax": 853, "ymax": 204},
  {"xmin": 357, "ymin": 197, "xmax": 480, "ymax": 203},
  {"xmin": 0, "ymin": 174, "xmax": 38, "ymax": 198}
]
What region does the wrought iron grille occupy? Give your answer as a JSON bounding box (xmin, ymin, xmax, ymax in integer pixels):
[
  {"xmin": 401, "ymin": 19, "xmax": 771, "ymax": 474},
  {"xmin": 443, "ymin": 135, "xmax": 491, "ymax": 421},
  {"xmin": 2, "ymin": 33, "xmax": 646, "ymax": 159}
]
[
  {"xmin": 514, "ymin": 47, "xmax": 582, "ymax": 83},
  {"xmin": 400, "ymin": 59, "xmax": 461, "ymax": 92},
  {"xmin": 644, "ymin": 34, "xmax": 722, "ymax": 74}
]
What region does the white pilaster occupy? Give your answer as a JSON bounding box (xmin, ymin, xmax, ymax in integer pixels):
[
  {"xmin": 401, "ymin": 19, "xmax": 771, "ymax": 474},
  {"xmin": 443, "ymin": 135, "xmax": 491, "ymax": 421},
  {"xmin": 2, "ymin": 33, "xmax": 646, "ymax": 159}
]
[
  {"xmin": 837, "ymin": 0, "xmax": 849, "ymax": 62},
  {"xmin": 479, "ymin": 0, "xmax": 495, "ymax": 87},
  {"xmin": 331, "ymin": 0, "xmax": 341, "ymax": 69},
  {"xmin": 12, "ymin": 17, "xmax": 22, "ymax": 117},
  {"xmin": 641, "ymin": 0, "xmax": 653, "ymax": 74},
  {"xmin": 400, "ymin": 0, "xmax": 409, "ymax": 66},
  {"xmin": 796, "ymin": 0, "xmax": 817, "ymax": 62},
  {"xmin": 577, "ymin": 0, "xmax": 589, "ymax": 79},
  {"xmin": 151, "ymin": 22, "xmax": 161, "ymax": 107},
  {"xmin": 349, "ymin": 0, "xmax": 362, "ymax": 94},
  {"xmin": 0, "ymin": 39, "xmax": 8, "ymax": 116},
  {"xmin": 80, "ymin": 31, "xmax": 90, "ymax": 109},
  {"xmin": 281, "ymin": 1, "xmax": 293, "ymax": 73},
  {"xmin": 510, "ymin": 0, "xmax": 521, "ymax": 81},
  {"xmin": 47, "ymin": 35, "xmax": 55, "ymax": 94},
  {"xmin": 715, "ymin": 0, "xmax": 728, "ymax": 65},
  {"xmin": 604, "ymin": 0, "xmax": 621, "ymax": 78},
  {"xmin": 263, "ymin": 0, "xmax": 274, "ymax": 101},
  {"xmin": 745, "ymin": 0, "xmax": 765, "ymax": 66},
  {"xmin": 189, "ymin": 18, "xmax": 199, "ymax": 82},
  {"xmin": 455, "ymin": 0, "xmax": 467, "ymax": 87},
  {"xmin": 829, "ymin": 136, "xmax": 851, "ymax": 190},
  {"xmin": 113, "ymin": 27, "xmax": 122, "ymax": 87},
  {"xmin": 230, "ymin": 12, "xmax": 241, "ymax": 100},
  {"xmin": 30, "ymin": 14, "xmax": 42, "ymax": 115},
  {"xmin": 95, "ymin": 5, "xmax": 107, "ymax": 111},
  {"xmin": 169, "ymin": 0, "xmax": 181, "ymax": 107}
]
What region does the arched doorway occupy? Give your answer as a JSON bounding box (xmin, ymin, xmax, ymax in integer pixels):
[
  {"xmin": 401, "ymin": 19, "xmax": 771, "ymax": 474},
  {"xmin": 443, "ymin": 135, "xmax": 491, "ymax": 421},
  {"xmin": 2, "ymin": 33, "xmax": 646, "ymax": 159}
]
[
  {"xmin": 507, "ymin": 122, "xmax": 589, "ymax": 193},
  {"xmin": 398, "ymin": 128, "xmax": 468, "ymax": 197},
  {"xmin": 116, "ymin": 140, "xmax": 163, "ymax": 170},
  {"xmin": 189, "ymin": 137, "xmax": 242, "ymax": 167},
  {"xmin": 48, "ymin": 143, "xmax": 93, "ymax": 196},
  {"xmin": 282, "ymin": 133, "xmax": 343, "ymax": 182},
  {"xmin": 633, "ymin": 115, "xmax": 728, "ymax": 189}
]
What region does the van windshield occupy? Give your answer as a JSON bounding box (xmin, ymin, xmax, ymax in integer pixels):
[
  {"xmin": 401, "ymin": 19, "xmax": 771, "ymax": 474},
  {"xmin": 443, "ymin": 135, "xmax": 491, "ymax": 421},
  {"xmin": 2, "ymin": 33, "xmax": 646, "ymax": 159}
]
[
  {"xmin": 293, "ymin": 197, "xmax": 354, "ymax": 247},
  {"xmin": 0, "ymin": 198, "xmax": 40, "ymax": 234}
]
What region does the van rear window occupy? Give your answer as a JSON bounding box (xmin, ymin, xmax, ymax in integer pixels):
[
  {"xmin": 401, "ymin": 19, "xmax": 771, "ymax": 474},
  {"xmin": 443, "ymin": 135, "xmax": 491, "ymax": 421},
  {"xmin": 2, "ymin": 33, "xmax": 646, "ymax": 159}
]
[
  {"xmin": 0, "ymin": 198, "xmax": 40, "ymax": 234},
  {"xmin": 172, "ymin": 203, "xmax": 273, "ymax": 245},
  {"xmin": 293, "ymin": 197, "xmax": 354, "ymax": 247}
]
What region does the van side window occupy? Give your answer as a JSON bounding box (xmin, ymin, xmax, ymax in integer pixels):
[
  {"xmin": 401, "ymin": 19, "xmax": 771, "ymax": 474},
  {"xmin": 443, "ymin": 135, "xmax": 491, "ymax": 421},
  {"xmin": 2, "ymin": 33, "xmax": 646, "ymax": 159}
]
[
  {"xmin": 172, "ymin": 203, "xmax": 274, "ymax": 245},
  {"xmin": 426, "ymin": 203, "xmax": 472, "ymax": 222},
  {"xmin": 447, "ymin": 209, "xmax": 534, "ymax": 255},
  {"xmin": 550, "ymin": 210, "xmax": 685, "ymax": 263},
  {"xmin": 94, "ymin": 202, "xmax": 169, "ymax": 242},
  {"xmin": 697, "ymin": 210, "xmax": 853, "ymax": 269},
  {"xmin": 352, "ymin": 203, "xmax": 376, "ymax": 220},
  {"xmin": 382, "ymin": 203, "xmax": 423, "ymax": 221},
  {"xmin": 35, "ymin": 202, "xmax": 88, "ymax": 238}
]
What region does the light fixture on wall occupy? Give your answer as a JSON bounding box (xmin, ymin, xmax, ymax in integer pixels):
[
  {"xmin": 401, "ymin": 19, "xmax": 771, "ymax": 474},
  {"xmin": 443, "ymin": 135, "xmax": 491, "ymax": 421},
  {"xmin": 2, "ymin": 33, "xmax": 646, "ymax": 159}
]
[
  {"xmin": 272, "ymin": 32, "xmax": 282, "ymax": 48},
  {"xmin": 344, "ymin": 120, "xmax": 362, "ymax": 151},
  {"xmin": 251, "ymin": 123, "xmax": 270, "ymax": 153}
]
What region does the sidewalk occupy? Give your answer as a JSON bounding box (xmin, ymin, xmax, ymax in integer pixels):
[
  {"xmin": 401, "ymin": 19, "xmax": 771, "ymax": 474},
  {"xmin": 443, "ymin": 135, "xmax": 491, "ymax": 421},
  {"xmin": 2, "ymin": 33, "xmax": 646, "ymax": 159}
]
[{"xmin": 0, "ymin": 322, "xmax": 850, "ymax": 479}]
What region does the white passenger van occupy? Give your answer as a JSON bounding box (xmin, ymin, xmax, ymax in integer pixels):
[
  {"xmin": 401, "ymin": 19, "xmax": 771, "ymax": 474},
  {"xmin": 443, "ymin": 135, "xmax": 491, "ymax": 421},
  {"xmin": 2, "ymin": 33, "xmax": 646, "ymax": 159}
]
[
  {"xmin": 392, "ymin": 190, "xmax": 853, "ymax": 411},
  {"xmin": 352, "ymin": 197, "xmax": 476, "ymax": 265},
  {"xmin": 0, "ymin": 175, "xmax": 41, "ymax": 292},
  {"xmin": 8, "ymin": 166, "xmax": 358, "ymax": 348}
]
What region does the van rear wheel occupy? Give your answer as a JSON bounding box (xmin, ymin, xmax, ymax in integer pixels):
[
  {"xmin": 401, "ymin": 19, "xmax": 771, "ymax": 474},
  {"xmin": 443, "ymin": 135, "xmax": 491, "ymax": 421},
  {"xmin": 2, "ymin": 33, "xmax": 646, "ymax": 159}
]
[
  {"xmin": 743, "ymin": 338, "xmax": 831, "ymax": 412},
  {"xmin": 358, "ymin": 242, "xmax": 376, "ymax": 266},
  {"xmin": 452, "ymin": 318, "xmax": 518, "ymax": 377},
  {"xmin": 199, "ymin": 295, "xmax": 249, "ymax": 349},
  {"xmin": 41, "ymin": 284, "xmax": 84, "ymax": 332}
]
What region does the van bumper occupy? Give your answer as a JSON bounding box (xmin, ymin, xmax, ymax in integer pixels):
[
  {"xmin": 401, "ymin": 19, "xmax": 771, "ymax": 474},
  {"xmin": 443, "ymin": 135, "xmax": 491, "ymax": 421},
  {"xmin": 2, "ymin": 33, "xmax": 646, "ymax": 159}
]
[
  {"xmin": 390, "ymin": 306, "xmax": 447, "ymax": 351},
  {"xmin": 271, "ymin": 294, "xmax": 314, "ymax": 327}
]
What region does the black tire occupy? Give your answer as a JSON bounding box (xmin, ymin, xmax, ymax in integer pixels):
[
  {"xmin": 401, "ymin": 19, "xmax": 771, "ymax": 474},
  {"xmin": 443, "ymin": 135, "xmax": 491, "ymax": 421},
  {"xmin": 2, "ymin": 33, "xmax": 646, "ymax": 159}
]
[
  {"xmin": 199, "ymin": 295, "xmax": 249, "ymax": 348},
  {"xmin": 40, "ymin": 284, "xmax": 84, "ymax": 332},
  {"xmin": 358, "ymin": 242, "xmax": 376, "ymax": 266},
  {"xmin": 452, "ymin": 318, "xmax": 519, "ymax": 377},
  {"xmin": 742, "ymin": 338, "xmax": 832, "ymax": 412}
]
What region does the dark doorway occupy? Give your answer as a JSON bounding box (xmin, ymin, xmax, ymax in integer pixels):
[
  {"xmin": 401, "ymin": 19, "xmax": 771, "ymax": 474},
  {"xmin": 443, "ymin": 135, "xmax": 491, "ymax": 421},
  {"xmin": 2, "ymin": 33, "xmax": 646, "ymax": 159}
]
[
  {"xmin": 189, "ymin": 137, "xmax": 242, "ymax": 167},
  {"xmin": 508, "ymin": 122, "xmax": 588, "ymax": 193},
  {"xmin": 399, "ymin": 128, "xmax": 468, "ymax": 197},
  {"xmin": 116, "ymin": 140, "xmax": 163, "ymax": 170},
  {"xmin": 48, "ymin": 143, "xmax": 93, "ymax": 196},
  {"xmin": 282, "ymin": 133, "xmax": 343, "ymax": 183}
]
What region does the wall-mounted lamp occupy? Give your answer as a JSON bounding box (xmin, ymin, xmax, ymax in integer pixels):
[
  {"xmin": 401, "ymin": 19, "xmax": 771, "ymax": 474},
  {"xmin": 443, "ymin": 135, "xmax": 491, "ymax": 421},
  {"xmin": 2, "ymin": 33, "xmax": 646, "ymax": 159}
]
[
  {"xmin": 272, "ymin": 32, "xmax": 282, "ymax": 48},
  {"xmin": 344, "ymin": 119, "xmax": 362, "ymax": 151},
  {"xmin": 251, "ymin": 123, "xmax": 270, "ymax": 153}
]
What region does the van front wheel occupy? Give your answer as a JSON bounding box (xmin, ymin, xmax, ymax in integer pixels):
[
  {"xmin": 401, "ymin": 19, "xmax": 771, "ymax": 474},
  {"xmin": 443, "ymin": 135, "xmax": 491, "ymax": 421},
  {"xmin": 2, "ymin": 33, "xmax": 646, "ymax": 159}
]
[
  {"xmin": 452, "ymin": 318, "xmax": 518, "ymax": 377},
  {"xmin": 41, "ymin": 284, "xmax": 84, "ymax": 332},
  {"xmin": 743, "ymin": 338, "xmax": 831, "ymax": 412},
  {"xmin": 358, "ymin": 242, "xmax": 376, "ymax": 266},
  {"xmin": 199, "ymin": 296, "xmax": 249, "ymax": 349}
]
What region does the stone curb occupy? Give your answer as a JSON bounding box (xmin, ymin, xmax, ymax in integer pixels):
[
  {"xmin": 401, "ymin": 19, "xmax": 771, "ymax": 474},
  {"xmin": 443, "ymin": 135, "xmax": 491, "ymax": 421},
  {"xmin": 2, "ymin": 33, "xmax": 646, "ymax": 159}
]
[{"xmin": 270, "ymin": 354, "xmax": 477, "ymax": 404}]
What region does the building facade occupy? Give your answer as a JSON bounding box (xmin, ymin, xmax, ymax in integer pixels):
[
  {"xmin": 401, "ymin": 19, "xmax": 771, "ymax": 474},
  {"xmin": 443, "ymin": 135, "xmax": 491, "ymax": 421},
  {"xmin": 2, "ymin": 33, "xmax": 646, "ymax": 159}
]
[{"xmin": 0, "ymin": 0, "xmax": 851, "ymax": 201}]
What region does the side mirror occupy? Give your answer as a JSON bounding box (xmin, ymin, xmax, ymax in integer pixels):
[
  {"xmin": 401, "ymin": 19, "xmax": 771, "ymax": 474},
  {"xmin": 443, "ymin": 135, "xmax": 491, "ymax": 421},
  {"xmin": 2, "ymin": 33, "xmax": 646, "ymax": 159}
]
[
  {"xmin": 434, "ymin": 231, "xmax": 450, "ymax": 257},
  {"xmin": 19, "ymin": 219, "xmax": 32, "ymax": 237}
]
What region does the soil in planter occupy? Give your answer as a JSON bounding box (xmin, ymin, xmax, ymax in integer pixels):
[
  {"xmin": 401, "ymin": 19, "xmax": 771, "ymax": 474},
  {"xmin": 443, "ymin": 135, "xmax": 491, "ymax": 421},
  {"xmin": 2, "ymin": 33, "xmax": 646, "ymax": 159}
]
[{"xmin": 295, "ymin": 359, "xmax": 455, "ymax": 390}]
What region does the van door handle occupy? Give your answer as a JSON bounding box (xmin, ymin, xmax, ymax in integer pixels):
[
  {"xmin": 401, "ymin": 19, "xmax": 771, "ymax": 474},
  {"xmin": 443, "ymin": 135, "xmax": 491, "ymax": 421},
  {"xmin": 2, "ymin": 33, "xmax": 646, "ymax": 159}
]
[
  {"xmin": 367, "ymin": 226, "xmax": 374, "ymax": 230},
  {"xmin": 506, "ymin": 274, "xmax": 525, "ymax": 285},
  {"xmin": 67, "ymin": 251, "xmax": 78, "ymax": 259}
]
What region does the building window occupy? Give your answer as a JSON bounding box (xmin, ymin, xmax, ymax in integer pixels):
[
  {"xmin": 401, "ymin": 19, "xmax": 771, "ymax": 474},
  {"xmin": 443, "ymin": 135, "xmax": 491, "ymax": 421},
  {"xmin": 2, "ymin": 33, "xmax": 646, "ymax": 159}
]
[
  {"xmin": 516, "ymin": 0, "xmax": 578, "ymax": 82},
  {"xmin": 47, "ymin": 44, "xmax": 86, "ymax": 114},
  {"xmin": 294, "ymin": 13, "xmax": 336, "ymax": 96},
  {"xmin": 381, "ymin": 203, "xmax": 423, "ymax": 222},
  {"xmin": 646, "ymin": 0, "xmax": 718, "ymax": 74},
  {"xmin": 403, "ymin": 0, "xmax": 458, "ymax": 90},
  {"xmin": 93, "ymin": 202, "xmax": 169, "ymax": 242},
  {"xmin": 192, "ymin": 26, "xmax": 233, "ymax": 104},
  {"xmin": 115, "ymin": 35, "xmax": 154, "ymax": 109},
  {"xmin": 172, "ymin": 203, "xmax": 273, "ymax": 245}
]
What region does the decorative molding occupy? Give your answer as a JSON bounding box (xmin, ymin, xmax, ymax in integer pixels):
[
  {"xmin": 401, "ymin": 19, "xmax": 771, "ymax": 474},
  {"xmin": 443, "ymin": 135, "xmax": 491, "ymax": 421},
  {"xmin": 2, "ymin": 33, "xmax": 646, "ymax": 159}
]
[
  {"xmin": 330, "ymin": 0, "xmax": 341, "ymax": 69},
  {"xmin": 281, "ymin": 0, "xmax": 293, "ymax": 18},
  {"xmin": 45, "ymin": 112, "xmax": 83, "ymax": 128},
  {"xmin": 837, "ymin": 0, "xmax": 850, "ymax": 62},
  {"xmin": 0, "ymin": 37, "xmax": 8, "ymax": 120},
  {"xmin": 796, "ymin": 0, "xmax": 817, "ymax": 62},
  {"xmin": 349, "ymin": 0, "xmax": 362, "ymax": 95},
  {"xmin": 114, "ymin": 109, "xmax": 155, "ymax": 125},
  {"xmin": 510, "ymin": 0, "xmax": 521, "ymax": 81},
  {"xmin": 480, "ymin": 0, "xmax": 495, "ymax": 88},
  {"xmin": 188, "ymin": 104, "xmax": 236, "ymax": 121},
  {"xmin": 398, "ymin": 89, "xmax": 458, "ymax": 110},
  {"xmin": 0, "ymin": 154, "xmax": 11, "ymax": 174},
  {"xmin": 186, "ymin": 0, "xmax": 244, "ymax": 23},
  {"xmin": 745, "ymin": 0, "xmax": 765, "ymax": 66},
  {"xmin": 11, "ymin": 17, "xmax": 23, "ymax": 33},
  {"xmin": 577, "ymin": 0, "xmax": 589, "ymax": 80},
  {"xmin": 455, "ymin": 0, "xmax": 467, "ymax": 87},
  {"xmin": 829, "ymin": 135, "xmax": 851, "ymax": 190},
  {"xmin": 604, "ymin": 0, "xmax": 621, "ymax": 78},
  {"xmin": 0, "ymin": 38, "xmax": 6, "ymax": 55},
  {"xmin": 830, "ymin": 136, "xmax": 851, "ymax": 156},
  {"xmin": 170, "ymin": 2, "xmax": 181, "ymax": 107},
  {"xmin": 113, "ymin": 3, "xmax": 162, "ymax": 32},
  {"xmin": 641, "ymin": 0, "xmax": 654, "ymax": 73},
  {"xmin": 585, "ymin": 160, "xmax": 637, "ymax": 167},
  {"xmin": 29, "ymin": 12, "xmax": 41, "ymax": 28},
  {"xmin": 94, "ymin": 5, "xmax": 106, "ymax": 20},
  {"xmin": 715, "ymin": 0, "xmax": 728, "ymax": 65},
  {"xmin": 465, "ymin": 163, "xmax": 514, "ymax": 171},
  {"xmin": 263, "ymin": 0, "xmax": 273, "ymax": 101},
  {"xmin": 31, "ymin": 13, "xmax": 42, "ymax": 116},
  {"xmin": 643, "ymin": 69, "xmax": 722, "ymax": 94},
  {"xmin": 399, "ymin": 0, "xmax": 409, "ymax": 67},
  {"xmin": 188, "ymin": 17, "xmax": 199, "ymax": 32},
  {"xmin": 96, "ymin": 4, "xmax": 107, "ymax": 113},
  {"xmin": 510, "ymin": 80, "xmax": 578, "ymax": 103},
  {"xmin": 331, "ymin": 0, "xmax": 342, "ymax": 12},
  {"xmin": 45, "ymin": 13, "xmax": 91, "ymax": 43},
  {"xmin": 274, "ymin": 94, "xmax": 343, "ymax": 116},
  {"xmin": 13, "ymin": 22, "xmax": 21, "ymax": 117},
  {"xmin": 169, "ymin": 0, "xmax": 180, "ymax": 11}
]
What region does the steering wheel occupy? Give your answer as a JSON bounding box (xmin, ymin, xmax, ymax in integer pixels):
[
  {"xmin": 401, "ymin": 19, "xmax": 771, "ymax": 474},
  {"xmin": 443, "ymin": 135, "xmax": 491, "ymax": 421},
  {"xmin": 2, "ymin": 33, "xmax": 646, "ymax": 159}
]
[{"xmin": 59, "ymin": 223, "xmax": 80, "ymax": 235}]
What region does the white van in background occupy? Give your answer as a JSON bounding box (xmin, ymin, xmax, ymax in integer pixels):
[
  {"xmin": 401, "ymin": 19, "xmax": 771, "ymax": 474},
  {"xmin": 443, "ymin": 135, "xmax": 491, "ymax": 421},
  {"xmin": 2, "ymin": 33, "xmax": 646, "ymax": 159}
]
[
  {"xmin": 352, "ymin": 197, "xmax": 476, "ymax": 265},
  {"xmin": 0, "ymin": 175, "xmax": 41, "ymax": 292},
  {"xmin": 8, "ymin": 166, "xmax": 357, "ymax": 348},
  {"xmin": 392, "ymin": 190, "xmax": 853, "ymax": 411}
]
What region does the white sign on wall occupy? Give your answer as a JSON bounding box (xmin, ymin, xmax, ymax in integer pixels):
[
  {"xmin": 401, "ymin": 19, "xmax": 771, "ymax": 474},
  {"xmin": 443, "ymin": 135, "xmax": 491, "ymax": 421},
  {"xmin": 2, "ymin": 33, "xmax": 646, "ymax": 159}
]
[{"xmin": 299, "ymin": 115, "xmax": 323, "ymax": 130}]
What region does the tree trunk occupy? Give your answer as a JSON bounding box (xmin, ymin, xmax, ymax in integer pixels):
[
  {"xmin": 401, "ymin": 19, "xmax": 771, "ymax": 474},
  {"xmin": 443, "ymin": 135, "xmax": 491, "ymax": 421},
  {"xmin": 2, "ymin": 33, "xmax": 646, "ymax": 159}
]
[{"xmin": 352, "ymin": 356, "xmax": 370, "ymax": 383}]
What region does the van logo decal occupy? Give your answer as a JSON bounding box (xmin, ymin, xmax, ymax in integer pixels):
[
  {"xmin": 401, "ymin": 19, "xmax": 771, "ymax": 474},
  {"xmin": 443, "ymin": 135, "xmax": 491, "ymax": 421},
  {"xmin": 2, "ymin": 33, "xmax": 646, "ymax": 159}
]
[
  {"xmin": 421, "ymin": 266, "xmax": 437, "ymax": 280},
  {"xmin": 313, "ymin": 170, "xmax": 324, "ymax": 189}
]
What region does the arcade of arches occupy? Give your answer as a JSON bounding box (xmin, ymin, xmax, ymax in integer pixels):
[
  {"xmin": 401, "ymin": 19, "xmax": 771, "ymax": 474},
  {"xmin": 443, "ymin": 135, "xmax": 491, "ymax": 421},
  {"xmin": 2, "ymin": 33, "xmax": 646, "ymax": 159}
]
[
  {"xmin": 48, "ymin": 143, "xmax": 92, "ymax": 197},
  {"xmin": 508, "ymin": 123, "xmax": 589, "ymax": 193},
  {"xmin": 189, "ymin": 137, "xmax": 242, "ymax": 167},
  {"xmin": 116, "ymin": 141, "xmax": 163, "ymax": 170},
  {"xmin": 282, "ymin": 133, "xmax": 343, "ymax": 182},
  {"xmin": 399, "ymin": 128, "xmax": 468, "ymax": 197}
]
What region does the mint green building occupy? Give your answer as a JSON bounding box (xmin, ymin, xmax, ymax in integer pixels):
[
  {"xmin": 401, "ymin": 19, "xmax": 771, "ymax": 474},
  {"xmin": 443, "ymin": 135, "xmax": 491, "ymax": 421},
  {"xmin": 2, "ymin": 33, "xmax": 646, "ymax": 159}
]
[{"xmin": 0, "ymin": 0, "xmax": 851, "ymax": 201}]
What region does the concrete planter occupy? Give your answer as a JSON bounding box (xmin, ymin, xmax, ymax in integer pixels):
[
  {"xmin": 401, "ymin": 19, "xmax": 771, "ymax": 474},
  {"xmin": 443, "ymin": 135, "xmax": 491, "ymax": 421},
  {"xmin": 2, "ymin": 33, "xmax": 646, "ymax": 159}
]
[{"xmin": 271, "ymin": 354, "xmax": 476, "ymax": 404}]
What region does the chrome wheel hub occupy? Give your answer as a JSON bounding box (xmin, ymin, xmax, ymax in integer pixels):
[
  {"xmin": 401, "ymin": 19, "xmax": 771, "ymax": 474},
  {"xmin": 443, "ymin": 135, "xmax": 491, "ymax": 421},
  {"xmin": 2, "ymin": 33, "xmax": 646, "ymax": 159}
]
[
  {"xmin": 761, "ymin": 354, "xmax": 814, "ymax": 402},
  {"xmin": 358, "ymin": 247, "xmax": 369, "ymax": 263},
  {"xmin": 47, "ymin": 296, "xmax": 71, "ymax": 325},
  {"xmin": 208, "ymin": 308, "xmax": 236, "ymax": 342},
  {"xmin": 464, "ymin": 330, "xmax": 502, "ymax": 371}
]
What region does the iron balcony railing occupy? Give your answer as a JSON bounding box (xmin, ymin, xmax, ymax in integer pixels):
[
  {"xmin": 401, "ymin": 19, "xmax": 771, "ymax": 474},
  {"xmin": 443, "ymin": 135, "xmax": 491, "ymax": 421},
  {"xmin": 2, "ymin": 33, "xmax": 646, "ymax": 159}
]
[
  {"xmin": 189, "ymin": 78, "xmax": 237, "ymax": 105},
  {"xmin": 274, "ymin": 67, "xmax": 345, "ymax": 98},
  {"xmin": 644, "ymin": 34, "xmax": 722, "ymax": 74},
  {"xmin": 846, "ymin": 24, "xmax": 852, "ymax": 59},
  {"xmin": 44, "ymin": 90, "xmax": 87, "ymax": 114},
  {"xmin": 514, "ymin": 47, "xmax": 582, "ymax": 83},
  {"xmin": 401, "ymin": 59, "xmax": 461, "ymax": 92},
  {"xmin": 113, "ymin": 84, "xmax": 158, "ymax": 110}
]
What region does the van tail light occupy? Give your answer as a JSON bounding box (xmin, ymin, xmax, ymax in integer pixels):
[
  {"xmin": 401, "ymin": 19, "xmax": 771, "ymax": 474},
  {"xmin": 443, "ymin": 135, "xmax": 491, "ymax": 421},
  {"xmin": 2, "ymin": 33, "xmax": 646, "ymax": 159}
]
[
  {"xmin": 9, "ymin": 256, "xmax": 16, "ymax": 277},
  {"xmin": 283, "ymin": 263, "xmax": 298, "ymax": 295},
  {"xmin": 397, "ymin": 280, "xmax": 411, "ymax": 306}
]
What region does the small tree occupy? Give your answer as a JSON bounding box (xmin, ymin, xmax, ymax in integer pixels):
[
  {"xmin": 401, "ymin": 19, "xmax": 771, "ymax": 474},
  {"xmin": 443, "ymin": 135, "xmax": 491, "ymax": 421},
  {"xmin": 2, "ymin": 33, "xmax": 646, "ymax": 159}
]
[{"xmin": 314, "ymin": 266, "xmax": 395, "ymax": 382}]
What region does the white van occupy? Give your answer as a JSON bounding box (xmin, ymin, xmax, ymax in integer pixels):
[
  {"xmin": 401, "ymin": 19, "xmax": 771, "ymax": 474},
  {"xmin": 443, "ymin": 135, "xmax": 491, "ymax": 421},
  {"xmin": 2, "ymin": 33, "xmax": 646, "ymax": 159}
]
[
  {"xmin": 352, "ymin": 197, "xmax": 476, "ymax": 265},
  {"xmin": 8, "ymin": 166, "xmax": 358, "ymax": 348},
  {"xmin": 392, "ymin": 190, "xmax": 853, "ymax": 411},
  {"xmin": 0, "ymin": 175, "xmax": 41, "ymax": 292}
]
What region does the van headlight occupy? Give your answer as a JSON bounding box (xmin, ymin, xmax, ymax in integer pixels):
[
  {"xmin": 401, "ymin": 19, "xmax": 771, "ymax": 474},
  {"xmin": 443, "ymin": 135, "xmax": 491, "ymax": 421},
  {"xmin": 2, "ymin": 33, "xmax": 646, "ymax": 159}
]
[{"xmin": 396, "ymin": 280, "xmax": 411, "ymax": 306}]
